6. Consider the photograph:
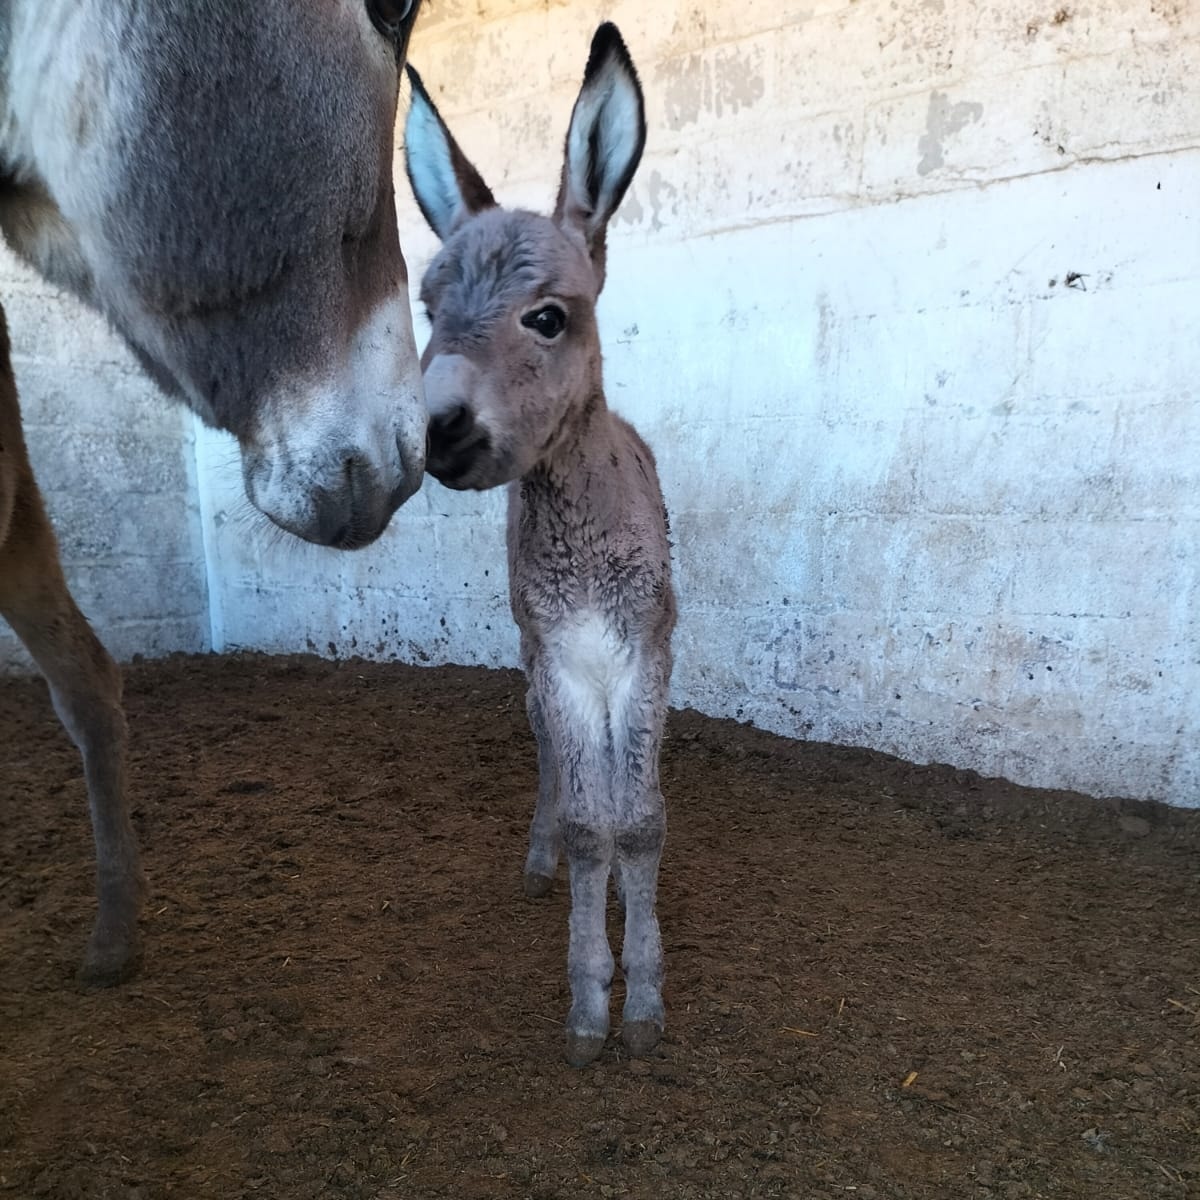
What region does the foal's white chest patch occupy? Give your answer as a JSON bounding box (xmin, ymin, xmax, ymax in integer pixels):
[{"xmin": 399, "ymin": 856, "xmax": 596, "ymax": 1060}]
[{"xmin": 548, "ymin": 610, "xmax": 636, "ymax": 737}]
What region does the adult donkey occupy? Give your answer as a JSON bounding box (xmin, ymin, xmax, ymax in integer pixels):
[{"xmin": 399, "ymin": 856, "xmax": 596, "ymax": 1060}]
[{"xmin": 0, "ymin": 0, "xmax": 428, "ymax": 984}]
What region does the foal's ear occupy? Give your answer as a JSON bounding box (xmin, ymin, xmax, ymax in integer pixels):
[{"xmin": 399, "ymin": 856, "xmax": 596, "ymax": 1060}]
[
  {"xmin": 554, "ymin": 24, "xmax": 646, "ymax": 279},
  {"xmin": 404, "ymin": 65, "xmax": 496, "ymax": 241}
]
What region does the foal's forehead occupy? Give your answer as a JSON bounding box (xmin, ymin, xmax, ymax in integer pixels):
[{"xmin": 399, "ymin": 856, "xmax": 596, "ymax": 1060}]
[{"xmin": 429, "ymin": 210, "xmax": 591, "ymax": 304}]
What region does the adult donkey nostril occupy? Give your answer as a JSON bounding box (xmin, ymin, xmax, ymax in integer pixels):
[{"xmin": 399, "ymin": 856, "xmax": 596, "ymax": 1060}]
[{"xmin": 310, "ymin": 455, "xmax": 393, "ymax": 549}]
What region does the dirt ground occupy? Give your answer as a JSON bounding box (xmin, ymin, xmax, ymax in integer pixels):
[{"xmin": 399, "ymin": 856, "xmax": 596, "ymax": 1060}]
[{"xmin": 1, "ymin": 653, "xmax": 1197, "ymax": 1200}]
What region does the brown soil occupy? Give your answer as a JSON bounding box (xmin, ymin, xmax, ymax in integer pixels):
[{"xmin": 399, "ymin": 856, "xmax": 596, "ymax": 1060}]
[{"xmin": 1, "ymin": 653, "xmax": 1198, "ymax": 1200}]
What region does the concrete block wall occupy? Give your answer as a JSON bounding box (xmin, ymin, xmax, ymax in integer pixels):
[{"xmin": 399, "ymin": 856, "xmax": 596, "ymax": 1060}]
[
  {"xmin": 0, "ymin": 256, "xmax": 210, "ymax": 668},
  {"xmin": 4, "ymin": 0, "xmax": 1198, "ymax": 806}
]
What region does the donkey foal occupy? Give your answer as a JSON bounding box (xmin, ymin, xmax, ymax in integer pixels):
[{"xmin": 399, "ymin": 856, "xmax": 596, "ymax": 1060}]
[{"xmin": 406, "ymin": 23, "xmax": 675, "ymax": 1066}]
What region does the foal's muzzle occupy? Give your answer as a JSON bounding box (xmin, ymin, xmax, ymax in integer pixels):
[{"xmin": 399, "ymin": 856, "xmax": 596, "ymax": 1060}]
[{"xmin": 426, "ymin": 404, "xmax": 493, "ymax": 490}]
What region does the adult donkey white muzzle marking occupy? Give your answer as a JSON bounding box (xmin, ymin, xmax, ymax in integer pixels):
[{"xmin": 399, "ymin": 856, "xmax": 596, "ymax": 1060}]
[{"xmin": 244, "ymin": 293, "xmax": 428, "ymax": 548}]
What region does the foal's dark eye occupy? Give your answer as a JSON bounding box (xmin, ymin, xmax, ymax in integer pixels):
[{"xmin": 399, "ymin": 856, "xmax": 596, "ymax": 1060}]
[
  {"xmin": 366, "ymin": 0, "xmax": 415, "ymax": 39},
  {"xmin": 521, "ymin": 305, "xmax": 567, "ymax": 340}
]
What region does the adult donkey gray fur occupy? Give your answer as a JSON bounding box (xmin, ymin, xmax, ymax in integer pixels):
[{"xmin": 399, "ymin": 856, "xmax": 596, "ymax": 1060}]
[
  {"xmin": 0, "ymin": 0, "xmax": 428, "ymax": 984},
  {"xmin": 406, "ymin": 23, "xmax": 676, "ymax": 1066}
]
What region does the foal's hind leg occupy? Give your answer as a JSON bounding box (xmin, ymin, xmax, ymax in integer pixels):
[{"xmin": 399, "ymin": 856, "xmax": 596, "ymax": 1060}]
[
  {"xmin": 523, "ymin": 687, "xmax": 561, "ymax": 898},
  {"xmin": 615, "ymin": 806, "xmax": 665, "ymax": 1056},
  {"xmin": 0, "ymin": 345, "xmax": 144, "ymax": 985}
]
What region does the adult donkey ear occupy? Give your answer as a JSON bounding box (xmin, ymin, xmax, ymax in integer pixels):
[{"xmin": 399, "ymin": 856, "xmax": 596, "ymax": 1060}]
[
  {"xmin": 404, "ymin": 65, "xmax": 497, "ymax": 241},
  {"xmin": 554, "ymin": 23, "xmax": 646, "ymax": 286}
]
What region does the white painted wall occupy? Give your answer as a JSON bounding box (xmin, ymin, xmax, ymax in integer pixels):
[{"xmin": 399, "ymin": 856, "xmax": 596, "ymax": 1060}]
[{"xmin": 3, "ymin": 0, "xmax": 1198, "ymax": 806}]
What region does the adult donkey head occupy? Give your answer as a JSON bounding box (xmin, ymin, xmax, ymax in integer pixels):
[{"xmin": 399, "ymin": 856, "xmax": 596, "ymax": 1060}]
[{"xmin": 0, "ymin": 0, "xmax": 428, "ymax": 547}]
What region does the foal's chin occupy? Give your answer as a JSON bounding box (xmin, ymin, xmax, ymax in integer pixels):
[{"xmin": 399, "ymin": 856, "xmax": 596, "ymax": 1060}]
[
  {"xmin": 432, "ymin": 470, "xmax": 499, "ymax": 492},
  {"xmin": 427, "ymin": 451, "xmax": 516, "ymax": 493}
]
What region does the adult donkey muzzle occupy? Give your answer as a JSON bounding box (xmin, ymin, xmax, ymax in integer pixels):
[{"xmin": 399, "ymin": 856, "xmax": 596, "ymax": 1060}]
[
  {"xmin": 244, "ymin": 424, "xmax": 425, "ymax": 549},
  {"xmin": 312, "ymin": 448, "xmax": 421, "ymax": 549},
  {"xmin": 242, "ymin": 295, "xmax": 429, "ymax": 547}
]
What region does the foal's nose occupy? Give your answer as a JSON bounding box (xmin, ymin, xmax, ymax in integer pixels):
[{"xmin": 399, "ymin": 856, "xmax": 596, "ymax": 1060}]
[
  {"xmin": 426, "ymin": 403, "xmax": 491, "ymax": 488},
  {"xmin": 422, "ymin": 355, "xmax": 489, "ymax": 488},
  {"xmin": 431, "ymin": 404, "xmax": 475, "ymax": 445}
]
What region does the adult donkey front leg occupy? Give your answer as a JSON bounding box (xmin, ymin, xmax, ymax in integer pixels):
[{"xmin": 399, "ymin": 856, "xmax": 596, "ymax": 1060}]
[
  {"xmin": 0, "ymin": 312, "xmax": 144, "ymax": 984},
  {"xmin": 2, "ymin": 0, "xmax": 432, "ymax": 981}
]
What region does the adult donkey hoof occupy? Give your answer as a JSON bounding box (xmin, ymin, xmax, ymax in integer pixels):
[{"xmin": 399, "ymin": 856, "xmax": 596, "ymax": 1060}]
[
  {"xmin": 621, "ymin": 1019, "xmax": 663, "ymax": 1057},
  {"xmin": 78, "ymin": 913, "xmax": 143, "ymax": 987},
  {"xmin": 565, "ymin": 1030, "xmax": 606, "ymax": 1068},
  {"xmin": 78, "ymin": 937, "xmax": 142, "ymax": 987},
  {"xmin": 523, "ymin": 871, "xmax": 555, "ymax": 899}
]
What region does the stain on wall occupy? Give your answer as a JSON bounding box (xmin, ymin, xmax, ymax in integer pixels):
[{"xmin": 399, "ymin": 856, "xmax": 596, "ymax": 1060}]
[
  {"xmin": 657, "ymin": 45, "xmax": 767, "ymax": 131},
  {"xmin": 917, "ymin": 91, "xmax": 985, "ymax": 175}
]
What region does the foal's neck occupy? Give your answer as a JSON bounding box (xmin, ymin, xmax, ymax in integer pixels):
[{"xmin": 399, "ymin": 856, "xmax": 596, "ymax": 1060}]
[{"xmin": 522, "ymin": 389, "xmax": 616, "ymax": 511}]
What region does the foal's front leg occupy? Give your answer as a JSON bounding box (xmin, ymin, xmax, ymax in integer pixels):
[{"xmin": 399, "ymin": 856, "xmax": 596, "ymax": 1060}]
[
  {"xmin": 544, "ymin": 676, "xmax": 615, "ymax": 1066},
  {"xmin": 615, "ymin": 809, "xmax": 665, "ymax": 1055},
  {"xmin": 562, "ymin": 809, "xmax": 615, "ymax": 1066},
  {"xmin": 613, "ymin": 654, "xmax": 670, "ymax": 1055}
]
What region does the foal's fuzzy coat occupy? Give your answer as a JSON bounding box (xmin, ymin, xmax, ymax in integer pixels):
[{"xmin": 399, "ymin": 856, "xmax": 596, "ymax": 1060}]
[{"xmin": 406, "ymin": 23, "xmax": 676, "ymax": 1066}]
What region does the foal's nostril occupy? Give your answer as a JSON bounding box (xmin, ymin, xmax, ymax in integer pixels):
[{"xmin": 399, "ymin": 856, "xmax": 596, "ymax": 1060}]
[{"xmin": 435, "ymin": 404, "xmax": 475, "ymax": 442}]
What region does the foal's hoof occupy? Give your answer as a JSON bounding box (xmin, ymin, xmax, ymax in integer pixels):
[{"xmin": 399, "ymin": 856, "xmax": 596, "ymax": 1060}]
[
  {"xmin": 621, "ymin": 1019, "xmax": 663, "ymax": 1057},
  {"xmin": 565, "ymin": 1030, "xmax": 606, "ymax": 1068},
  {"xmin": 523, "ymin": 871, "xmax": 555, "ymax": 899}
]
